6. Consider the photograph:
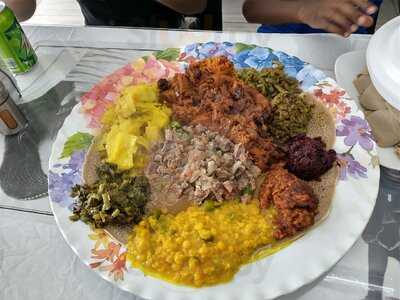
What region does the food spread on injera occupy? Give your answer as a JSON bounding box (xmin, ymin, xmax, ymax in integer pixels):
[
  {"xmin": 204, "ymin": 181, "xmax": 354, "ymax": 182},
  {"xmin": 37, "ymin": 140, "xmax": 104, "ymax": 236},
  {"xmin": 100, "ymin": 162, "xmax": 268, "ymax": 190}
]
[
  {"xmin": 81, "ymin": 83, "xmax": 338, "ymax": 244},
  {"xmin": 69, "ymin": 55, "xmax": 341, "ymax": 287}
]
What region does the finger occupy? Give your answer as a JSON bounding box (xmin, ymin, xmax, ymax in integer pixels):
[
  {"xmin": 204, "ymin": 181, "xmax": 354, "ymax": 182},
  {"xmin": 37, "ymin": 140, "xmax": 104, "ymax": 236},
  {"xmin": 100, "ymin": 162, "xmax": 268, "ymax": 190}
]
[
  {"xmin": 337, "ymin": 3, "xmax": 374, "ymax": 27},
  {"xmin": 351, "ymin": 0, "xmax": 378, "ymax": 14},
  {"xmin": 357, "ymin": 14, "xmax": 374, "ymax": 27},
  {"xmin": 337, "ymin": 2, "xmax": 364, "ymax": 25},
  {"xmin": 322, "ymin": 20, "xmax": 348, "ymax": 37},
  {"xmin": 328, "ymin": 11, "xmax": 354, "ymax": 32}
]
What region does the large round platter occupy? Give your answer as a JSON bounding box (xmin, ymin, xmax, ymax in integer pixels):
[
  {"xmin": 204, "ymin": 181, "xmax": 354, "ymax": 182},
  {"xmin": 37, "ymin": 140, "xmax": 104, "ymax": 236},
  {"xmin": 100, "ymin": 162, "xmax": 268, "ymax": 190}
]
[{"xmin": 49, "ymin": 42, "xmax": 380, "ymax": 300}]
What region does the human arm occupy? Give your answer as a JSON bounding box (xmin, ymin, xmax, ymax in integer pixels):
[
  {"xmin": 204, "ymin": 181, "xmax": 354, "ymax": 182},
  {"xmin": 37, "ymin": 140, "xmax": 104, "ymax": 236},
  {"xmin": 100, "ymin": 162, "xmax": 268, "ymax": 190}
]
[
  {"xmin": 157, "ymin": 0, "xmax": 207, "ymax": 15},
  {"xmin": 2, "ymin": 0, "xmax": 36, "ymax": 21},
  {"xmin": 242, "ymin": 0, "xmax": 378, "ymax": 37}
]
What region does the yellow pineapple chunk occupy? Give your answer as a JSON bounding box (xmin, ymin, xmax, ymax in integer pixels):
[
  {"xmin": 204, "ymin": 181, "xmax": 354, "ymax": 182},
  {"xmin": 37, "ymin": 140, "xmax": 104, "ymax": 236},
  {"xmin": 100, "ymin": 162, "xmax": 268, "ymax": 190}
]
[{"xmin": 100, "ymin": 83, "xmax": 171, "ymax": 171}]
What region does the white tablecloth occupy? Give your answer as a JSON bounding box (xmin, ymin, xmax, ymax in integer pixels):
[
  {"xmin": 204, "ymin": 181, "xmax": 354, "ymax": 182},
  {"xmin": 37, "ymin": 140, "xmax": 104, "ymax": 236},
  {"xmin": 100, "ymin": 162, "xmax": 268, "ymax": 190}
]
[{"xmin": 0, "ymin": 25, "xmax": 398, "ymax": 300}]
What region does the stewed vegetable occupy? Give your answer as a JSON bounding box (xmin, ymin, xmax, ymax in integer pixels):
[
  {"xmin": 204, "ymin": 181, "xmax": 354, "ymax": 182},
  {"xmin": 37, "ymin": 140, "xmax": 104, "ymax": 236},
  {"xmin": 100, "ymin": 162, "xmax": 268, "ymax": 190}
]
[
  {"xmin": 237, "ymin": 65, "xmax": 313, "ymax": 143},
  {"xmin": 69, "ymin": 163, "xmax": 150, "ymax": 228}
]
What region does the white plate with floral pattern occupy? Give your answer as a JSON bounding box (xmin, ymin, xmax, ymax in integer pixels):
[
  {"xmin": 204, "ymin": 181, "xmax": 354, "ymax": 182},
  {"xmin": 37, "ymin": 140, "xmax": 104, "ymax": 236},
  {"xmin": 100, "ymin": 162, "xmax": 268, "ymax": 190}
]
[
  {"xmin": 49, "ymin": 42, "xmax": 380, "ymax": 300},
  {"xmin": 335, "ymin": 50, "xmax": 400, "ymax": 171}
]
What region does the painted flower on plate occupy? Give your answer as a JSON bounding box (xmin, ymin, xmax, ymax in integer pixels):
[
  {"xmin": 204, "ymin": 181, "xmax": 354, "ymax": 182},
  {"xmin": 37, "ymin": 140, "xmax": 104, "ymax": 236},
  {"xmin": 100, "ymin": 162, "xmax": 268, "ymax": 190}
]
[
  {"xmin": 296, "ymin": 65, "xmax": 326, "ymax": 90},
  {"xmin": 182, "ymin": 43, "xmax": 201, "ymax": 59},
  {"xmin": 89, "ymin": 229, "xmax": 110, "ymax": 250},
  {"xmin": 200, "ymin": 42, "xmax": 235, "ymax": 59},
  {"xmin": 49, "ymin": 150, "xmax": 85, "ymax": 209},
  {"xmin": 182, "ymin": 42, "xmax": 235, "ymax": 61},
  {"xmin": 274, "ymin": 51, "xmax": 306, "ymax": 77},
  {"xmin": 233, "ymin": 48, "xmax": 252, "ymax": 68},
  {"xmin": 100, "ymin": 252, "xmax": 128, "ymax": 281},
  {"xmin": 91, "ymin": 241, "xmax": 121, "ymax": 262},
  {"xmin": 313, "ymin": 86, "xmax": 351, "ymax": 119},
  {"xmin": 235, "ymin": 47, "xmax": 279, "ymax": 70},
  {"xmin": 337, "ymin": 153, "xmax": 368, "ymax": 180},
  {"xmin": 337, "ymin": 116, "xmax": 374, "ymax": 151},
  {"xmin": 314, "ymin": 87, "xmax": 345, "ymax": 105},
  {"xmin": 89, "ymin": 234, "xmax": 128, "ymax": 281}
]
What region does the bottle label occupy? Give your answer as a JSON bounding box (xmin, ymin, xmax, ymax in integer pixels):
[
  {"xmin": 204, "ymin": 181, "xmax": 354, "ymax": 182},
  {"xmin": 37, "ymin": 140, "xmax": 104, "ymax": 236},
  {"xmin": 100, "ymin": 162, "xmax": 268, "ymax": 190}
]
[
  {"xmin": 3, "ymin": 18, "xmax": 37, "ymax": 72},
  {"xmin": 0, "ymin": 109, "xmax": 17, "ymax": 129}
]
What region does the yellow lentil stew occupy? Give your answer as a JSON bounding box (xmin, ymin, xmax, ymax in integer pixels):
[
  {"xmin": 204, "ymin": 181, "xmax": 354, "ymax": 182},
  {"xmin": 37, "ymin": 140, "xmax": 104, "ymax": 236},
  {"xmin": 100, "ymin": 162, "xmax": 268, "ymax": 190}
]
[{"xmin": 127, "ymin": 201, "xmax": 277, "ymax": 287}]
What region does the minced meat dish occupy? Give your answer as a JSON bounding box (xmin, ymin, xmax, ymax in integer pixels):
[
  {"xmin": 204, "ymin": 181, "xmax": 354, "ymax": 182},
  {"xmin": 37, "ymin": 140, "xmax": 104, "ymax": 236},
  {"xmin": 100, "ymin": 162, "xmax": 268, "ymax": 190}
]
[
  {"xmin": 145, "ymin": 124, "xmax": 261, "ymax": 214},
  {"xmin": 158, "ymin": 56, "xmax": 282, "ymax": 170},
  {"xmin": 259, "ymin": 165, "xmax": 318, "ymax": 240}
]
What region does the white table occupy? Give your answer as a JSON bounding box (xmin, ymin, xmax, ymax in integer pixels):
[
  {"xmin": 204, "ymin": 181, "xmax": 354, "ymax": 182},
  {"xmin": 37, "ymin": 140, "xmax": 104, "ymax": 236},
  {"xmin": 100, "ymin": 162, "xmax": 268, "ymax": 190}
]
[{"xmin": 0, "ymin": 25, "xmax": 398, "ymax": 300}]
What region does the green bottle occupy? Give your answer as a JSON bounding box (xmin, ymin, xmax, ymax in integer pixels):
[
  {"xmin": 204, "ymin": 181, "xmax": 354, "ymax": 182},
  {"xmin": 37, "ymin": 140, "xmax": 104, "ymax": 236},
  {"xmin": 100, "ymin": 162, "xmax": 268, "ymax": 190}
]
[{"xmin": 0, "ymin": 1, "xmax": 37, "ymax": 74}]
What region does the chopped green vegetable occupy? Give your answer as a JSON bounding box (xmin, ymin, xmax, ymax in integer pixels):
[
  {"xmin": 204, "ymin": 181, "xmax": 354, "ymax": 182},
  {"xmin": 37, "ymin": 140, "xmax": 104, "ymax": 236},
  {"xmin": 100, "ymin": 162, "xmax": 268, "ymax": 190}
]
[
  {"xmin": 203, "ymin": 200, "xmax": 216, "ymax": 212},
  {"xmin": 111, "ymin": 209, "xmax": 120, "ymax": 218},
  {"xmin": 69, "ymin": 214, "xmax": 80, "ymax": 222},
  {"xmin": 241, "ymin": 186, "xmax": 253, "ymax": 196},
  {"xmin": 170, "ymin": 121, "xmax": 182, "ymax": 129},
  {"xmin": 237, "ymin": 64, "xmax": 313, "ymax": 143},
  {"xmin": 269, "ymin": 92, "xmax": 313, "ymax": 142},
  {"xmin": 152, "ymin": 209, "xmax": 162, "ymax": 219},
  {"xmin": 237, "ymin": 64, "xmax": 301, "ymax": 99},
  {"xmin": 202, "ymin": 200, "xmax": 222, "ymax": 212},
  {"xmin": 198, "ymin": 229, "xmax": 214, "ymax": 242},
  {"xmin": 102, "ymin": 193, "xmax": 111, "ymax": 211},
  {"xmin": 70, "ymin": 163, "xmax": 150, "ymax": 228}
]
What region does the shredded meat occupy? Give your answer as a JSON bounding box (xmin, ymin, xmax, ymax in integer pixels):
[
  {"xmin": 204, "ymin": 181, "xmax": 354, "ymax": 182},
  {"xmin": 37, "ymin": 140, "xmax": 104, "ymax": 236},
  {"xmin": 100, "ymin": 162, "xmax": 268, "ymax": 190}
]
[
  {"xmin": 159, "ymin": 56, "xmax": 281, "ymax": 170},
  {"xmin": 186, "ymin": 55, "xmax": 236, "ymax": 82},
  {"xmin": 145, "ymin": 125, "xmax": 261, "ymax": 214},
  {"xmin": 259, "ymin": 165, "xmax": 318, "ymax": 239}
]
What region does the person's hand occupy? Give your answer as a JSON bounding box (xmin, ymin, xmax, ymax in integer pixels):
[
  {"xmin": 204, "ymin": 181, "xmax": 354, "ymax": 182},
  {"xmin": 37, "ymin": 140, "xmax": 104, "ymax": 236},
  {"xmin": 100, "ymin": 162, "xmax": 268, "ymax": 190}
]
[
  {"xmin": 2, "ymin": 0, "xmax": 36, "ymax": 21},
  {"xmin": 297, "ymin": 0, "xmax": 378, "ymax": 37}
]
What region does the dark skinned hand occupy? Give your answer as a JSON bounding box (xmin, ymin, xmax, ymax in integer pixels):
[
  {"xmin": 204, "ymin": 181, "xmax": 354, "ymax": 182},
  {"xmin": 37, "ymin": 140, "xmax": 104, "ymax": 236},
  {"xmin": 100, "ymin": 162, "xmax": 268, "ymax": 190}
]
[{"xmin": 298, "ymin": 0, "xmax": 378, "ymax": 37}]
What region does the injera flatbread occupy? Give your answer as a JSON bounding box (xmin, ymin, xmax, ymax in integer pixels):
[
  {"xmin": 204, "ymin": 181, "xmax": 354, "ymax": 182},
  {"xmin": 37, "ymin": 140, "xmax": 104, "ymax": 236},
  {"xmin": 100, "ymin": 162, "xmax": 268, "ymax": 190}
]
[
  {"xmin": 82, "ymin": 136, "xmax": 102, "ymax": 186},
  {"xmin": 305, "ymin": 93, "xmax": 338, "ymax": 223},
  {"xmin": 82, "ymin": 92, "xmax": 338, "ymax": 245}
]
